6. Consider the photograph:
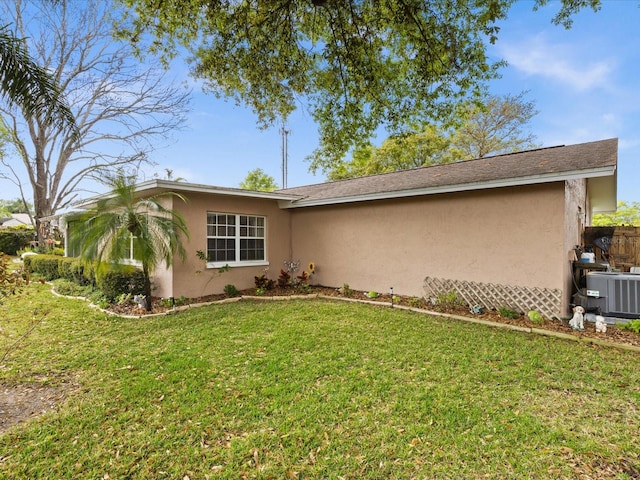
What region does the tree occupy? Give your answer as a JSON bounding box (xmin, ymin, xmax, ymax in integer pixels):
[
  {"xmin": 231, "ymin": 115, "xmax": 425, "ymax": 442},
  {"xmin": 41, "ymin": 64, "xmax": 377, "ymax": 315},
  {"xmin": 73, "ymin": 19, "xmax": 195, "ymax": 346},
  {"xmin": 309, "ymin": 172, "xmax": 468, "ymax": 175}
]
[
  {"xmin": 327, "ymin": 126, "xmax": 454, "ymax": 180},
  {"xmin": 449, "ymin": 92, "xmax": 540, "ymax": 159},
  {"xmin": 0, "ymin": 0, "xmax": 190, "ymax": 242},
  {"xmin": 592, "ymin": 201, "xmax": 640, "ymax": 226},
  {"xmin": 72, "ymin": 174, "xmax": 189, "ymax": 311},
  {"xmin": 324, "ymin": 93, "xmax": 539, "ymax": 180},
  {"xmin": 239, "ymin": 168, "xmax": 279, "ymax": 192},
  {"xmin": 117, "ymin": 0, "xmax": 595, "ymax": 172},
  {"xmin": 117, "ymin": 0, "xmax": 509, "ymax": 170},
  {"xmin": 0, "ymin": 197, "xmax": 32, "ymax": 214}
]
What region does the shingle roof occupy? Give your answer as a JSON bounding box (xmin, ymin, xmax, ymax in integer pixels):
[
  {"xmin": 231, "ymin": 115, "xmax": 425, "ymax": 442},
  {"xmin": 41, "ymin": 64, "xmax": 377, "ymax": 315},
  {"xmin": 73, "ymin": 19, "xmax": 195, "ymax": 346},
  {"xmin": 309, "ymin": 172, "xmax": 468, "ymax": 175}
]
[{"xmin": 277, "ymin": 138, "xmax": 618, "ymax": 207}]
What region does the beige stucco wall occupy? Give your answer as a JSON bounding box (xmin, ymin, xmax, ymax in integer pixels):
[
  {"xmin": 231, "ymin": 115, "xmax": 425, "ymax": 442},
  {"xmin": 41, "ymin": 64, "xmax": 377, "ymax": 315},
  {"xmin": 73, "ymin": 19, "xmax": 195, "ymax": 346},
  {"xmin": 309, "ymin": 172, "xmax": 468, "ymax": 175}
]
[
  {"xmin": 289, "ymin": 184, "xmax": 567, "ymax": 300},
  {"xmin": 151, "ymin": 192, "xmax": 291, "ymax": 299}
]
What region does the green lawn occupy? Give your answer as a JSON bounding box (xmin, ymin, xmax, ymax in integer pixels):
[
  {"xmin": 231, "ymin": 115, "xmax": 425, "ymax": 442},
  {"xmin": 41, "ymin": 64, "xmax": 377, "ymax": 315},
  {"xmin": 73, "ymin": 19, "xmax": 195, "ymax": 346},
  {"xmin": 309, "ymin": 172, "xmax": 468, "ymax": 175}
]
[{"xmin": 1, "ymin": 283, "xmax": 639, "ymax": 479}]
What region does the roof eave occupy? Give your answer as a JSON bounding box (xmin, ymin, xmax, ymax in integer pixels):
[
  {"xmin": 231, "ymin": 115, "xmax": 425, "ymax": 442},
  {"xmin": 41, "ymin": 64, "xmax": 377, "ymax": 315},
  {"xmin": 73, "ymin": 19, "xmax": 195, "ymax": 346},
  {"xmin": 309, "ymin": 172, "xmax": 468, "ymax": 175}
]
[
  {"xmin": 73, "ymin": 179, "xmax": 302, "ymax": 209},
  {"xmin": 277, "ymin": 166, "xmax": 617, "ymax": 209}
]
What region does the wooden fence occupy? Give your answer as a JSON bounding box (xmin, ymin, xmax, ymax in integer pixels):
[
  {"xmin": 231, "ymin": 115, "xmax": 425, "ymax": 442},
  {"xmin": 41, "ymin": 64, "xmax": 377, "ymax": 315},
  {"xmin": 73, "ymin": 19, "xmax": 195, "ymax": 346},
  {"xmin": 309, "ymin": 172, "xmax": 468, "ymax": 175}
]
[{"xmin": 584, "ymin": 226, "xmax": 640, "ymax": 270}]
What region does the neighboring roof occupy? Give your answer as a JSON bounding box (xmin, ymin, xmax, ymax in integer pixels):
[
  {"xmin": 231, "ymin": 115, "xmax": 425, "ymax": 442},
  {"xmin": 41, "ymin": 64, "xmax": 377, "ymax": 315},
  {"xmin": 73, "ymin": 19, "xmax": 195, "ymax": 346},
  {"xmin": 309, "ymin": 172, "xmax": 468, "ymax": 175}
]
[
  {"xmin": 276, "ymin": 138, "xmax": 618, "ymax": 211},
  {"xmin": 0, "ymin": 213, "xmax": 33, "ymax": 227}
]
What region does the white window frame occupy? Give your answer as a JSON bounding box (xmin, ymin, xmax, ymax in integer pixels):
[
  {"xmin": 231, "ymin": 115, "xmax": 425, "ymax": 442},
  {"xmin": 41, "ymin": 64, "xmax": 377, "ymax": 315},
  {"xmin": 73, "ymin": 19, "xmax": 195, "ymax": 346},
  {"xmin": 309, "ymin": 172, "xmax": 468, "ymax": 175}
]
[
  {"xmin": 206, "ymin": 212, "xmax": 268, "ymax": 268},
  {"xmin": 121, "ymin": 234, "xmax": 142, "ymax": 266}
]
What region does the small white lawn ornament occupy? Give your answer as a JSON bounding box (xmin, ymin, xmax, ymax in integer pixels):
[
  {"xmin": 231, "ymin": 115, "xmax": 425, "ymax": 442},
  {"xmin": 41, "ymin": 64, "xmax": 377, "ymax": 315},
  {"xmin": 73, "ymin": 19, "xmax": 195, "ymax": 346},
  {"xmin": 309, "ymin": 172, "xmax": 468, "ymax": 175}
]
[
  {"xmin": 595, "ymin": 315, "xmax": 607, "ymax": 333},
  {"xmin": 569, "ymin": 306, "xmax": 585, "ymax": 331},
  {"xmin": 134, "ymin": 294, "xmax": 146, "ymax": 310}
]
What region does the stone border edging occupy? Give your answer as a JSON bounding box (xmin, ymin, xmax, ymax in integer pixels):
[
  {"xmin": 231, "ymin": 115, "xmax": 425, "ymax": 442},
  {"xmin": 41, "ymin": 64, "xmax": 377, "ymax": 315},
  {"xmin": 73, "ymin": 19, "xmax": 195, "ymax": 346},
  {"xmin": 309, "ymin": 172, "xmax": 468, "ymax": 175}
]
[{"xmin": 49, "ymin": 286, "xmax": 640, "ymax": 353}]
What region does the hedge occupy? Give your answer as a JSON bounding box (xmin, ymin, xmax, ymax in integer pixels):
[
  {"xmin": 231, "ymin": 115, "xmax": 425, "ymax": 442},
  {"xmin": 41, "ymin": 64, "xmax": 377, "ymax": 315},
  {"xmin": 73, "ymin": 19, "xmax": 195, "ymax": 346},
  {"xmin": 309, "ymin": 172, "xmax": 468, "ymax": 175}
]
[
  {"xmin": 24, "ymin": 254, "xmax": 63, "ymax": 281},
  {"xmin": 96, "ymin": 265, "xmax": 146, "ymax": 301},
  {"xmin": 0, "ymin": 229, "xmax": 34, "ymax": 255},
  {"xmin": 24, "ymin": 255, "xmax": 145, "ymax": 299}
]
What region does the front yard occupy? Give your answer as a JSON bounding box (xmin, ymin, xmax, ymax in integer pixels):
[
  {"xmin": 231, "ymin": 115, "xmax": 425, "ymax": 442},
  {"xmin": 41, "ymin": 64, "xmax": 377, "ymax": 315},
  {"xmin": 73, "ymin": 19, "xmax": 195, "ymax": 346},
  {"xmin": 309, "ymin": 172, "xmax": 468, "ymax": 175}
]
[{"xmin": 1, "ymin": 283, "xmax": 639, "ymax": 478}]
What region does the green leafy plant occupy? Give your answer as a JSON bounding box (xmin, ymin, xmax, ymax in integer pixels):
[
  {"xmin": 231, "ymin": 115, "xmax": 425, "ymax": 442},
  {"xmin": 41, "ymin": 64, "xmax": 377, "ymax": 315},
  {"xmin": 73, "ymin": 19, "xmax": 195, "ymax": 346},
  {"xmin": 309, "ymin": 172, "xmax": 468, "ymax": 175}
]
[
  {"xmin": 436, "ymin": 290, "xmax": 464, "ymax": 309},
  {"xmin": 499, "ymin": 307, "xmax": 519, "ymax": 319},
  {"xmin": 620, "ymin": 319, "xmax": 640, "ymax": 334},
  {"xmin": 254, "ymin": 274, "xmax": 275, "ymax": 291},
  {"xmin": 95, "ymin": 265, "xmax": 146, "ymax": 302},
  {"xmin": 365, "ymin": 291, "xmax": 378, "ymax": 299},
  {"xmin": 0, "ymin": 253, "xmax": 25, "ymax": 303},
  {"xmin": 527, "ymin": 310, "xmax": 544, "ymax": 325},
  {"xmin": 224, "ymin": 284, "xmax": 239, "ymax": 297},
  {"xmin": 296, "ymin": 283, "xmax": 312, "ymax": 294},
  {"xmin": 116, "ymin": 293, "xmax": 133, "ymax": 305},
  {"xmin": 255, "ymin": 286, "xmax": 267, "ymax": 296},
  {"xmin": 407, "ymin": 296, "xmax": 423, "ymax": 308},
  {"xmin": 339, "ymin": 283, "xmax": 353, "ymax": 297}
]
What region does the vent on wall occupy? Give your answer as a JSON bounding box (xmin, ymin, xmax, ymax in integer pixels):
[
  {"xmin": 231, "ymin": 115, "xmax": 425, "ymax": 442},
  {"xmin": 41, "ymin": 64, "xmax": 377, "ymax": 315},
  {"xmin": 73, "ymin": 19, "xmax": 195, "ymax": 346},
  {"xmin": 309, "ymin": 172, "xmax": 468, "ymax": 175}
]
[{"xmin": 586, "ymin": 272, "xmax": 640, "ymax": 317}]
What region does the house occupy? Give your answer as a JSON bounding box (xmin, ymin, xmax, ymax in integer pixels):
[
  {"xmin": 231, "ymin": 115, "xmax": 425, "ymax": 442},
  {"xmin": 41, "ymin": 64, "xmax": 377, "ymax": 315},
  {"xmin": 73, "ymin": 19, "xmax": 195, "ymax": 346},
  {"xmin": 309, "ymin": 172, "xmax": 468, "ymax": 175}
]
[
  {"xmin": 0, "ymin": 213, "xmax": 33, "ymax": 228},
  {"xmin": 67, "ymin": 138, "xmax": 618, "ymax": 318}
]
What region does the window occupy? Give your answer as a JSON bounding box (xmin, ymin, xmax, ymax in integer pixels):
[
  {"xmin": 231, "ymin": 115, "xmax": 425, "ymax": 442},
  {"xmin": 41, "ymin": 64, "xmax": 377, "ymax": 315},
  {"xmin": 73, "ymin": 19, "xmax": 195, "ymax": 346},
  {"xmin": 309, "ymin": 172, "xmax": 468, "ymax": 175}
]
[
  {"xmin": 206, "ymin": 213, "xmax": 266, "ymax": 266},
  {"xmin": 123, "ymin": 234, "xmax": 142, "ymax": 265}
]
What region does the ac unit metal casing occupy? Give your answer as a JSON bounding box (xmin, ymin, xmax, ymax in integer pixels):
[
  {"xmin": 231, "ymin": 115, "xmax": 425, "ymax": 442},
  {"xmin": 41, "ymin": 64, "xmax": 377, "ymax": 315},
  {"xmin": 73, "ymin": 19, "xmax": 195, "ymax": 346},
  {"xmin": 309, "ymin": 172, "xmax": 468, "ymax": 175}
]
[{"xmin": 586, "ymin": 272, "xmax": 640, "ymax": 318}]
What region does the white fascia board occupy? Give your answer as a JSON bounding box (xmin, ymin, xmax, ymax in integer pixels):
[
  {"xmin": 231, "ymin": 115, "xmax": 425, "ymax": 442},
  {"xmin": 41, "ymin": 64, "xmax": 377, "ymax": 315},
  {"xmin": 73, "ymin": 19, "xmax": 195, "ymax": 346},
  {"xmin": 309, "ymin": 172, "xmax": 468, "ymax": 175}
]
[
  {"xmin": 73, "ymin": 179, "xmax": 302, "ymax": 209},
  {"xmin": 277, "ymin": 166, "xmax": 616, "ymax": 209}
]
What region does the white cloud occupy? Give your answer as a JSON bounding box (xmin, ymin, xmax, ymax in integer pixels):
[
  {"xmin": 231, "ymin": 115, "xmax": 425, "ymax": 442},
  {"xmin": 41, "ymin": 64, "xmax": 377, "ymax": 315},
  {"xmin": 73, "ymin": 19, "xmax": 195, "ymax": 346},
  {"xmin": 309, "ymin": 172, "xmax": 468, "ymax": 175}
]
[{"xmin": 498, "ymin": 34, "xmax": 614, "ymax": 91}]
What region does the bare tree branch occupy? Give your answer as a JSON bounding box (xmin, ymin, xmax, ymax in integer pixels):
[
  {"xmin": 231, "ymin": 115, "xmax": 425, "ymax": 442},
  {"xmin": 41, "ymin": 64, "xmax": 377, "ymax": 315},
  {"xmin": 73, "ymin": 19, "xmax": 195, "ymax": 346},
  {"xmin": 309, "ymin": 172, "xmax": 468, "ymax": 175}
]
[{"xmin": 0, "ymin": 0, "xmax": 190, "ymax": 240}]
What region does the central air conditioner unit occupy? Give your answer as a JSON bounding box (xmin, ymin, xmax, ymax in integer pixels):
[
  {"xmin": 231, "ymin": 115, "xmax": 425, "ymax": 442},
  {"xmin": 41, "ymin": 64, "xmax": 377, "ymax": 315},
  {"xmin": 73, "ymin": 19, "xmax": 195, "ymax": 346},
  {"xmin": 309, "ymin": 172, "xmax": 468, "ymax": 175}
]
[{"xmin": 586, "ymin": 272, "xmax": 640, "ymax": 318}]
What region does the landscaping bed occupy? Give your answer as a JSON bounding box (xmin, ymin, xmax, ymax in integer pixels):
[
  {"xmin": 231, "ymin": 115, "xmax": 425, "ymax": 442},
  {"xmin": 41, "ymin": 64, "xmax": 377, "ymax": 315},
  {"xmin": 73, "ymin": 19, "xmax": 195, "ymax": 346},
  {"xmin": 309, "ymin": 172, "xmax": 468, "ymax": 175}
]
[{"xmin": 102, "ymin": 285, "xmax": 640, "ymax": 349}]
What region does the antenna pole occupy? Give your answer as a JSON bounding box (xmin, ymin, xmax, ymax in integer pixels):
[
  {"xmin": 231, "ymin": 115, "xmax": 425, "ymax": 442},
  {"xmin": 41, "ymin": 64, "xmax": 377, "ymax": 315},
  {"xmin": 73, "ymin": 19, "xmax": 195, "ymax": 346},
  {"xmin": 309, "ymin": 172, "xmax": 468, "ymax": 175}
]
[{"xmin": 280, "ymin": 126, "xmax": 290, "ymax": 189}]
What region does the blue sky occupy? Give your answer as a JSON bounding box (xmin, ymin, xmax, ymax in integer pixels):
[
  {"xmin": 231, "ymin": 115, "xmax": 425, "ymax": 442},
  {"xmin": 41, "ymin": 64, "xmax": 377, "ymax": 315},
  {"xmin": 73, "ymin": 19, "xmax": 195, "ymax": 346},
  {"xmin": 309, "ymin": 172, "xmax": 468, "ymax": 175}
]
[
  {"xmin": 4, "ymin": 1, "xmax": 640, "ymax": 205},
  {"xmin": 149, "ymin": 1, "xmax": 639, "ymax": 203}
]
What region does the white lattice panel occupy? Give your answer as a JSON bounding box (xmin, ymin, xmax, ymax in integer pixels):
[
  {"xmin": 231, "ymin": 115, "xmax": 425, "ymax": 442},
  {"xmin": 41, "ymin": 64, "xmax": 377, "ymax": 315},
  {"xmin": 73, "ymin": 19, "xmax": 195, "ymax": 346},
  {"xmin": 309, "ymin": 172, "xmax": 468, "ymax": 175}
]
[{"xmin": 423, "ymin": 277, "xmax": 562, "ymax": 319}]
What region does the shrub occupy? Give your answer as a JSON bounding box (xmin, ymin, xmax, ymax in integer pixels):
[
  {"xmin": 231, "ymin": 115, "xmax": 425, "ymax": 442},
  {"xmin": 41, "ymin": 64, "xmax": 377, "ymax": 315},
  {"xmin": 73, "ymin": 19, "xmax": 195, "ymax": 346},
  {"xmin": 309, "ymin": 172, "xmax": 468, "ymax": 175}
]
[
  {"xmin": 254, "ymin": 274, "xmax": 275, "ymax": 291},
  {"xmin": 56, "ymin": 257, "xmax": 92, "ymax": 285},
  {"xmin": 620, "ymin": 319, "xmax": 640, "ymax": 334},
  {"xmin": 26, "ymin": 254, "xmax": 63, "ymax": 281},
  {"xmin": 277, "ymin": 269, "xmax": 291, "ymax": 288},
  {"xmin": 96, "ymin": 265, "xmax": 146, "ymax": 301},
  {"xmin": 339, "ymin": 283, "xmax": 354, "ymax": 297},
  {"xmin": 527, "ymin": 310, "xmax": 544, "ymax": 325},
  {"xmin": 407, "ymin": 296, "xmax": 423, "ymax": 308},
  {"xmin": 0, "ymin": 229, "xmax": 34, "ymax": 255},
  {"xmin": 499, "ymin": 307, "xmax": 520, "ymax": 319},
  {"xmin": 437, "ymin": 290, "xmax": 464, "ymax": 309},
  {"xmin": 224, "ymin": 284, "xmax": 239, "ymax": 297},
  {"xmin": 0, "ymin": 253, "xmax": 25, "ymax": 303}
]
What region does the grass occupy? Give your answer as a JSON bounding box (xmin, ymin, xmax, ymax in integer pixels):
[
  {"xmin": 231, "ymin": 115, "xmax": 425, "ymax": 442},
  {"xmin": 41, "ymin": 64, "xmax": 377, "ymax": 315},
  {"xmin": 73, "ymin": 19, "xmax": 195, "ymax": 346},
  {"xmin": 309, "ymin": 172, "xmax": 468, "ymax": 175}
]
[{"xmin": 1, "ymin": 283, "xmax": 639, "ymax": 479}]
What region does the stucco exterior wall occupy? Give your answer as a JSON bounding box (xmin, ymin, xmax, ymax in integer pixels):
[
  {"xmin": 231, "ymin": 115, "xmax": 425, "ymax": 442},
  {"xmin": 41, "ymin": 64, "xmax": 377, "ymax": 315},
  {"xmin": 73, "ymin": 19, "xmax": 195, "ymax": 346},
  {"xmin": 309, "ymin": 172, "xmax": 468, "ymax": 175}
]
[
  {"xmin": 151, "ymin": 192, "xmax": 291, "ymax": 299},
  {"xmin": 289, "ymin": 184, "xmax": 567, "ymax": 299}
]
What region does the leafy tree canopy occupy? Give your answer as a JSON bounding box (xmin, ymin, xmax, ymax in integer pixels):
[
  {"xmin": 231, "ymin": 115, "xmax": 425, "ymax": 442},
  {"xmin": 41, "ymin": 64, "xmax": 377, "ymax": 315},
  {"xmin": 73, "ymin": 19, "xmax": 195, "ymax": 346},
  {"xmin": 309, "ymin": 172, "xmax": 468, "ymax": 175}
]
[
  {"xmin": 239, "ymin": 168, "xmax": 279, "ymax": 192},
  {"xmin": 592, "ymin": 201, "xmax": 640, "ymax": 227},
  {"xmin": 324, "ymin": 92, "xmax": 539, "ymax": 180},
  {"xmin": 117, "ymin": 0, "xmax": 601, "ymax": 169},
  {"xmin": 0, "ymin": 198, "xmax": 33, "ymax": 214}
]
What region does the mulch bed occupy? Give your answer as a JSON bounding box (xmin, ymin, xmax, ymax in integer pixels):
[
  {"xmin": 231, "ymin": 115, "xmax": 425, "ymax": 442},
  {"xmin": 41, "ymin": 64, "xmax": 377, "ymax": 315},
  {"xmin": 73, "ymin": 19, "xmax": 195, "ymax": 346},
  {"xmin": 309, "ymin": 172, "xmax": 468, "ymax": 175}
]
[{"xmin": 104, "ymin": 285, "xmax": 640, "ymax": 349}]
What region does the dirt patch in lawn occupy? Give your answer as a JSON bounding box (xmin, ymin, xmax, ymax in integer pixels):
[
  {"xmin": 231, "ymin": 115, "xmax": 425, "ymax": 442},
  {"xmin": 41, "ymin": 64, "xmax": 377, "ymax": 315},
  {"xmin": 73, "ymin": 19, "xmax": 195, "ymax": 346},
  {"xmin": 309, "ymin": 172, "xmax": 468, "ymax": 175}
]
[{"xmin": 0, "ymin": 376, "xmax": 78, "ymax": 435}]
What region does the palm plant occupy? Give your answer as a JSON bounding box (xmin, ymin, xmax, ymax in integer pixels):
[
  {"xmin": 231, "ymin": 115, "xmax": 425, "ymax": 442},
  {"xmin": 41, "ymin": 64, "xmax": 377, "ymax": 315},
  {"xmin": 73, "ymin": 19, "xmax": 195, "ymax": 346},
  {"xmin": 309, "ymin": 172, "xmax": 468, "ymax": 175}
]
[
  {"xmin": 72, "ymin": 174, "xmax": 189, "ymax": 311},
  {"xmin": 0, "ymin": 24, "xmax": 76, "ymax": 134}
]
